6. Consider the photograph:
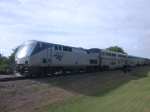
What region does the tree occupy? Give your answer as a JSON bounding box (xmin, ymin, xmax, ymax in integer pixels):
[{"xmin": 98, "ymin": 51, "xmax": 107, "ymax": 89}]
[
  {"xmin": 8, "ymin": 46, "xmax": 19, "ymax": 74},
  {"xmin": 0, "ymin": 46, "xmax": 19, "ymax": 74},
  {"xmin": 9, "ymin": 46, "xmax": 19, "ymax": 65},
  {"xmin": 106, "ymin": 46, "xmax": 127, "ymax": 54},
  {"xmin": 0, "ymin": 56, "xmax": 10, "ymax": 74}
]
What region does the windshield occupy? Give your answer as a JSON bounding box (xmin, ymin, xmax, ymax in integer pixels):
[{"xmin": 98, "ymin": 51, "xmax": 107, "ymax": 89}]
[{"xmin": 16, "ymin": 42, "xmax": 37, "ymax": 58}]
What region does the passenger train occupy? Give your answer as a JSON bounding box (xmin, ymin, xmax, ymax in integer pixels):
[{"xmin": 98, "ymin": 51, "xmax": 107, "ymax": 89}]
[{"xmin": 14, "ymin": 40, "xmax": 150, "ymax": 77}]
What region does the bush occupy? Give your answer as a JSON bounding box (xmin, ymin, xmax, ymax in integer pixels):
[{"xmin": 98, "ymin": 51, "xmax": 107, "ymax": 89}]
[
  {"xmin": 0, "ymin": 46, "xmax": 19, "ymax": 75},
  {"xmin": 0, "ymin": 64, "xmax": 12, "ymax": 74}
]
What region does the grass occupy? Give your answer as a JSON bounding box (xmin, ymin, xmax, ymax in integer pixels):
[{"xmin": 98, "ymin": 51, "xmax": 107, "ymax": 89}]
[{"xmin": 43, "ymin": 70, "xmax": 150, "ymax": 112}]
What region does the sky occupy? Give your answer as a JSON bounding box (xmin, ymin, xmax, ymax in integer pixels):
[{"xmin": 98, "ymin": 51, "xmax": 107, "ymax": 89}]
[{"xmin": 0, "ymin": 0, "xmax": 150, "ymax": 58}]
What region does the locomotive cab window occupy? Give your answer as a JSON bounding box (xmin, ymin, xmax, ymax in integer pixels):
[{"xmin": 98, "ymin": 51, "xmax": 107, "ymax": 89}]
[
  {"xmin": 69, "ymin": 48, "xmax": 72, "ymax": 52},
  {"xmin": 59, "ymin": 46, "xmax": 62, "ymax": 50},
  {"xmin": 55, "ymin": 45, "xmax": 58, "ymax": 50},
  {"xmin": 40, "ymin": 43, "xmax": 42, "ymax": 47},
  {"xmin": 63, "ymin": 47, "xmax": 68, "ymax": 51},
  {"xmin": 42, "ymin": 43, "xmax": 47, "ymax": 49}
]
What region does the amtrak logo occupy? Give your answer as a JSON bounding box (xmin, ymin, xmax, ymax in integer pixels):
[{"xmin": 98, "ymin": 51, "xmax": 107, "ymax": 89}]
[{"xmin": 54, "ymin": 53, "xmax": 64, "ymax": 61}]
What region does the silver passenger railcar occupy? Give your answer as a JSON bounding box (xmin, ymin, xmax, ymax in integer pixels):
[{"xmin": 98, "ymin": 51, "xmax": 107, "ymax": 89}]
[{"xmin": 90, "ymin": 48, "xmax": 127, "ymax": 69}]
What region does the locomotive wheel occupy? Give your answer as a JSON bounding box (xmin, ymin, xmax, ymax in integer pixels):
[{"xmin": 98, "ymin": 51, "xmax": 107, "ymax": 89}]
[
  {"xmin": 50, "ymin": 68, "xmax": 56, "ymax": 76},
  {"xmin": 91, "ymin": 67, "xmax": 95, "ymax": 72}
]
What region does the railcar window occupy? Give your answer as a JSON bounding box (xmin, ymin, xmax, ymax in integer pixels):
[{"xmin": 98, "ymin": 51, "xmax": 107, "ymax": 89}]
[
  {"xmin": 63, "ymin": 47, "xmax": 68, "ymax": 51},
  {"xmin": 69, "ymin": 48, "xmax": 72, "ymax": 52},
  {"xmin": 90, "ymin": 60, "xmax": 97, "ymax": 64},
  {"xmin": 59, "ymin": 46, "xmax": 62, "ymax": 50},
  {"xmin": 55, "ymin": 45, "xmax": 58, "ymax": 50},
  {"xmin": 94, "ymin": 60, "xmax": 97, "ymax": 64},
  {"xmin": 90, "ymin": 60, "xmax": 93, "ymax": 64},
  {"xmin": 43, "ymin": 58, "xmax": 46, "ymax": 63},
  {"xmin": 103, "ymin": 52, "xmax": 105, "ymax": 55}
]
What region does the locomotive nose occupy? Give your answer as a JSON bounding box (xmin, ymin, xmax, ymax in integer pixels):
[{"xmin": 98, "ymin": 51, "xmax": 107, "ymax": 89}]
[{"xmin": 15, "ymin": 57, "xmax": 26, "ymax": 65}]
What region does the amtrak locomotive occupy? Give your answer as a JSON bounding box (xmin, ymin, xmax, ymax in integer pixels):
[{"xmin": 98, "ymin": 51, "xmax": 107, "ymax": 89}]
[{"xmin": 14, "ymin": 40, "xmax": 150, "ymax": 77}]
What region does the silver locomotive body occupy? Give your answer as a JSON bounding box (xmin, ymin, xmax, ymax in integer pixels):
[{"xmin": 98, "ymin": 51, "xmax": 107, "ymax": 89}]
[{"xmin": 14, "ymin": 40, "xmax": 99, "ymax": 77}]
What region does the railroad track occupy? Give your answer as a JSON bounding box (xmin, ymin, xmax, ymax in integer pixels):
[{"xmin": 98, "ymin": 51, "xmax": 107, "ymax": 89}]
[
  {"xmin": 0, "ymin": 68, "xmax": 133, "ymax": 82},
  {"xmin": 0, "ymin": 75, "xmax": 55, "ymax": 82},
  {"xmin": 0, "ymin": 75, "xmax": 26, "ymax": 82},
  {"xmin": 0, "ymin": 72, "xmax": 95, "ymax": 82}
]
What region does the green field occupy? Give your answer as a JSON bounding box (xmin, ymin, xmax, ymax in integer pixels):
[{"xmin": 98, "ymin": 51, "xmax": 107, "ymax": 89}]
[{"xmin": 43, "ymin": 68, "xmax": 150, "ymax": 112}]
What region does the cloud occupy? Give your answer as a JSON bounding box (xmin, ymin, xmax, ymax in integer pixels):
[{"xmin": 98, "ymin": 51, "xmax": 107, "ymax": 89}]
[
  {"xmin": 132, "ymin": 46, "xmax": 138, "ymax": 50},
  {"xmin": 0, "ymin": 48, "xmax": 10, "ymax": 52}
]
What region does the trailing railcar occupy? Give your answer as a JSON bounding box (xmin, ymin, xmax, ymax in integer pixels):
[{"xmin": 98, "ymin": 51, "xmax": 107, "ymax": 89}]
[
  {"xmin": 90, "ymin": 48, "xmax": 127, "ymax": 69},
  {"xmin": 126, "ymin": 55, "xmax": 136, "ymax": 67},
  {"xmin": 145, "ymin": 58, "xmax": 150, "ymax": 65}
]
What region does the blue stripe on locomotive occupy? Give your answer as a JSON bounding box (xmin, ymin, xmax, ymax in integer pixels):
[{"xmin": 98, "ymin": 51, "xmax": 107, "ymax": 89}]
[
  {"xmin": 31, "ymin": 42, "xmax": 53, "ymax": 56},
  {"xmin": 27, "ymin": 40, "xmax": 98, "ymax": 56}
]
